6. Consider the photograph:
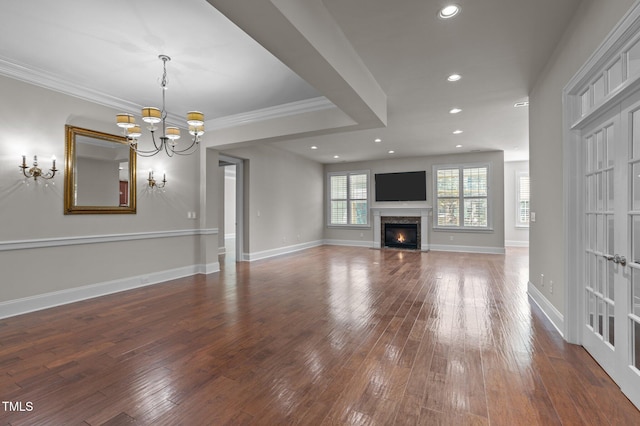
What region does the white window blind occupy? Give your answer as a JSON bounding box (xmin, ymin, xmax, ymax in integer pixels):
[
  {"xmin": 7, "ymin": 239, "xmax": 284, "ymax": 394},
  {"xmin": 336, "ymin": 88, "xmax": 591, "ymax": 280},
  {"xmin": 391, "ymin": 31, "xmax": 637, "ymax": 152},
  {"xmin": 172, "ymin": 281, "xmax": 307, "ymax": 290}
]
[
  {"xmin": 516, "ymin": 172, "xmax": 530, "ymax": 227},
  {"xmin": 435, "ymin": 165, "xmax": 490, "ymax": 229},
  {"xmin": 328, "ymin": 171, "xmax": 369, "ymax": 226}
]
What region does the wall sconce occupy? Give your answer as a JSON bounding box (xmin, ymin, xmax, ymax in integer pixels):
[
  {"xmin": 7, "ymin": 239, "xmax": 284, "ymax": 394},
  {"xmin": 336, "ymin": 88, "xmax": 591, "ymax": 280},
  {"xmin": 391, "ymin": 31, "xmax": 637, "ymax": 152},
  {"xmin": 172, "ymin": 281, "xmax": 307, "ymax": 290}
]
[
  {"xmin": 20, "ymin": 155, "xmax": 58, "ymax": 181},
  {"xmin": 148, "ymin": 170, "xmax": 167, "ymax": 189}
]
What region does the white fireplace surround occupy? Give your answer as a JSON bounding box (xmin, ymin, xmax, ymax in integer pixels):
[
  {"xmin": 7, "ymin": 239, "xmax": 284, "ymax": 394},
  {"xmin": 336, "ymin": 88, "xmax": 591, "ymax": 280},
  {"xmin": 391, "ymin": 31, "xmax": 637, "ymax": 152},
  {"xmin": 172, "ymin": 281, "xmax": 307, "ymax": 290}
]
[{"xmin": 372, "ymin": 207, "xmax": 432, "ymax": 251}]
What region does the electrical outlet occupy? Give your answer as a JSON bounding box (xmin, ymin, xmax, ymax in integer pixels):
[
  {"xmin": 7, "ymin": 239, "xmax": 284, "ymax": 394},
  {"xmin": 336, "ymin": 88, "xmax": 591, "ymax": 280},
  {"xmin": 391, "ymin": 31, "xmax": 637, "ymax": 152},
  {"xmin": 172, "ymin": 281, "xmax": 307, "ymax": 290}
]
[{"xmin": 450, "ymin": 236, "xmax": 454, "ymax": 241}]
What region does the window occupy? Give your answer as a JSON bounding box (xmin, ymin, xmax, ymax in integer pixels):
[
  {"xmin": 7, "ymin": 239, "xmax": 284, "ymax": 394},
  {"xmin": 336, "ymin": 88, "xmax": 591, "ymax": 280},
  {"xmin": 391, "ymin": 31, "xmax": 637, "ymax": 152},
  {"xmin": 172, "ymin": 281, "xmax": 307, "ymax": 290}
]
[
  {"xmin": 328, "ymin": 171, "xmax": 369, "ymax": 226},
  {"xmin": 435, "ymin": 164, "xmax": 490, "ymax": 229},
  {"xmin": 516, "ymin": 171, "xmax": 530, "ymax": 227}
]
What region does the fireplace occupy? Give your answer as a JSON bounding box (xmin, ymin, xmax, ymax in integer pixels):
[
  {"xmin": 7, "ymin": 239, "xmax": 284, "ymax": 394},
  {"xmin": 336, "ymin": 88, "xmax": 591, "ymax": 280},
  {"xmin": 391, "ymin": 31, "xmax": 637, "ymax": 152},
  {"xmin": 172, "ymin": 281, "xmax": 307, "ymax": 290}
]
[
  {"xmin": 384, "ymin": 223, "xmax": 418, "ymax": 249},
  {"xmin": 373, "ymin": 209, "xmax": 430, "ymax": 251},
  {"xmin": 381, "ymin": 216, "xmax": 421, "ymax": 250}
]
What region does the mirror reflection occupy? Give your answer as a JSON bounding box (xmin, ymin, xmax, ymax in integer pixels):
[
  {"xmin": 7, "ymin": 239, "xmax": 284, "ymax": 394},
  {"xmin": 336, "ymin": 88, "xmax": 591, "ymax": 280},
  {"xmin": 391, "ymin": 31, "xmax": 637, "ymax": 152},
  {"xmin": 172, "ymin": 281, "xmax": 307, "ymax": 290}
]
[{"xmin": 64, "ymin": 125, "xmax": 136, "ymax": 214}]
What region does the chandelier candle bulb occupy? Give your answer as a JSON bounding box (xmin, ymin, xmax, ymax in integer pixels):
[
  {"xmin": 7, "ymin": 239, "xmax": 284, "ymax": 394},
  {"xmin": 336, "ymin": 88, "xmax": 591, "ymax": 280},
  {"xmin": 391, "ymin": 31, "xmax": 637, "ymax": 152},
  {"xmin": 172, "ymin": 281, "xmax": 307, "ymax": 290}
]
[{"xmin": 189, "ymin": 125, "xmax": 204, "ymax": 136}]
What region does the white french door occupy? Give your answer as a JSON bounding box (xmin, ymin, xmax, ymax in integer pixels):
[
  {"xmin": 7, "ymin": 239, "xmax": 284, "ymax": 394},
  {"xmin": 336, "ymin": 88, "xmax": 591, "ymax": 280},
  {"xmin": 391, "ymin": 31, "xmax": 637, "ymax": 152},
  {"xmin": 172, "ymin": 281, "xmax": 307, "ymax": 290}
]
[{"xmin": 581, "ymin": 92, "xmax": 640, "ymax": 406}]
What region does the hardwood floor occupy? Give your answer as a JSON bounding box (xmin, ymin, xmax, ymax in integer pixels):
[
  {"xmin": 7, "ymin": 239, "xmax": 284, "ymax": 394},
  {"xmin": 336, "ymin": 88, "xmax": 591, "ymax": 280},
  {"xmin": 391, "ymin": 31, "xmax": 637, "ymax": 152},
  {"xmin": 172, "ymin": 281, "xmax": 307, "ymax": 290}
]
[{"xmin": 1, "ymin": 246, "xmax": 638, "ymax": 425}]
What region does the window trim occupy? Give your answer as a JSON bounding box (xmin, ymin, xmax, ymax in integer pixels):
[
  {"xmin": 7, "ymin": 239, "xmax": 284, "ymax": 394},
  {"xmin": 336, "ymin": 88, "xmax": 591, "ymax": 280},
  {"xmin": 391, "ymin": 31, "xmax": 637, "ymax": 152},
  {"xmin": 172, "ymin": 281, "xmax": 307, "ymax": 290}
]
[
  {"xmin": 515, "ymin": 170, "xmax": 530, "ymax": 228},
  {"xmin": 432, "ymin": 163, "xmax": 493, "ymax": 231},
  {"xmin": 326, "ymin": 170, "xmax": 371, "ymax": 228}
]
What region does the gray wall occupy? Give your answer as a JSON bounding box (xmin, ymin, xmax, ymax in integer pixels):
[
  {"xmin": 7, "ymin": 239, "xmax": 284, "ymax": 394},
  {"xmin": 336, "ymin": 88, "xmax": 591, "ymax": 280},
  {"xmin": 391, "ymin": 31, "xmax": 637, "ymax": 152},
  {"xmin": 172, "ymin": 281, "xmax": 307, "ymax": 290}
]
[
  {"xmin": 529, "ymin": 0, "xmax": 636, "ymax": 313},
  {"xmin": 324, "ymin": 150, "xmax": 505, "ymax": 252},
  {"xmin": 222, "ymin": 144, "xmax": 325, "ymax": 257}
]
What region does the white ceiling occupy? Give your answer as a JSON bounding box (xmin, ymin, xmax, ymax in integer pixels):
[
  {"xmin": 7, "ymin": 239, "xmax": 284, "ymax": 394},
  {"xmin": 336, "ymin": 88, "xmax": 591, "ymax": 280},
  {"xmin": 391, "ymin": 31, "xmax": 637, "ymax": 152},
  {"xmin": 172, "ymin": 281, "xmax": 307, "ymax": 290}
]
[{"xmin": 0, "ymin": 0, "xmax": 583, "ymax": 163}]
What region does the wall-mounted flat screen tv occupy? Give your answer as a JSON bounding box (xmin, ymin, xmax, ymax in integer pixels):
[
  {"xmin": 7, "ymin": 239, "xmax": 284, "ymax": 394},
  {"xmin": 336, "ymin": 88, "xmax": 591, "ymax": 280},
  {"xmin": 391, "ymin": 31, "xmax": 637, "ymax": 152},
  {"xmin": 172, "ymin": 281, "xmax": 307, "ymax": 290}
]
[{"xmin": 375, "ymin": 171, "xmax": 426, "ymax": 201}]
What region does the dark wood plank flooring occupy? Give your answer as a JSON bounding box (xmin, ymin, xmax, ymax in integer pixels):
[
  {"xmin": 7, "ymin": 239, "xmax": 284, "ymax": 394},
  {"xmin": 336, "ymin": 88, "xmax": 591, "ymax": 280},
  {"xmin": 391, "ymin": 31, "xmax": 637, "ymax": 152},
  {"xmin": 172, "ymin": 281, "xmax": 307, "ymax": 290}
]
[{"xmin": 1, "ymin": 246, "xmax": 638, "ymax": 425}]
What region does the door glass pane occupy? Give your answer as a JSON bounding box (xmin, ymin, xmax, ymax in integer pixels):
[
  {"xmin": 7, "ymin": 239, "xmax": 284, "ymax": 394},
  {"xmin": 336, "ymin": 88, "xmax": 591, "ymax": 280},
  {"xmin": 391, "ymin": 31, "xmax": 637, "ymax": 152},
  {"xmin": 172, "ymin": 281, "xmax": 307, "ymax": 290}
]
[
  {"xmin": 597, "ymin": 214, "xmax": 605, "ymax": 253},
  {"xmin": 597, "ymin": 173, "xmax": 604, "ymax": 210},
  {"xmin": 607, "ymin": 170, "xmax": 615, "ymax": 210},
  {"xmin": 587, "ymin": 290, "xmax": 595, "ymax": 328},
  {"xmin": 633, "ymin": 109, "xmax": 640, "ymax": 158},
  {"xmin": 598, "ymin": 256, "xmax": 605, "ymax": 294},
  {"xmin": 633, "ymin": 269, "xmax": 640, "ymax": 317},
  {"xmin": 607, "ymin": 262, "xmax": 615, "ymax": 301},
  {"xmin": 634, "ymin": 320, "xmax": 640, "ymax": 370},
  {"xmin": 589, "ymin": 214, "xmax": 596, "ymax": 251},
  {"xmin": 607, "ymin": 302, "xmax": 615, "ymax": 346},
  {"xmin": 588, "ymin": 175, "xmax": 596, "ymax": 211},
  {"xmin": 607, "ymin": 215, "xmax": 615, "ymax": 254},
  {"xmin": 588, "ymin": 253, "xmax": 596, "ymax": 289},
  {"xmin": 608, "ymin": 59, "xmax": 623, "ymax": 93},
  {"xmin": 633, "ymin": 216, "xmax": 640, "ymax": 264},
  {"xmin": 629, "ymin": 39, "xmax": 640, "ymax": 77},
  {"xmin": 606, "ymin": 125, "xmax": 615, "ymax": 167},
  {"xmin": 582, "ymin": 90, "xmax": 590, "ymax": 117},
  {"xmin": 597, "ymin": 130, "xmax": 604, "ymax": 169},
  {"xmin": 633, "ymin": 162, "xmax": 640, "ymax": 211},
  {"xmin": 597, "ymin": 298, "xmax": 604, "ymax": 336},
  {"xmin": 586, "ymin": 135, "xmax": 594, "ymax": 172}
]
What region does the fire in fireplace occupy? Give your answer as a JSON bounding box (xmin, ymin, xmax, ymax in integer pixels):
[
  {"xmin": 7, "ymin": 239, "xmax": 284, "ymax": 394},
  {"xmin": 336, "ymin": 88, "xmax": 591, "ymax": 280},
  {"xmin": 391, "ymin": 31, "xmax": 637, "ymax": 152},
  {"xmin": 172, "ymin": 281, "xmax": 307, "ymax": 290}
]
[{"xmin": 384, "ymin": 223, "xmax": 418, "ymax": 249}]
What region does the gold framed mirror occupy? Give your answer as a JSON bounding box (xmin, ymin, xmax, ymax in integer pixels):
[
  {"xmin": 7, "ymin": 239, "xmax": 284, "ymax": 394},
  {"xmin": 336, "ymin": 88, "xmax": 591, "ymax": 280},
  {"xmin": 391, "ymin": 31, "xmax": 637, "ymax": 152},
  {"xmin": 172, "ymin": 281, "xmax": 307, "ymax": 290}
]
[{"xmin": 64, "ymin": 125, "xmax": 136, "ymax": 214}]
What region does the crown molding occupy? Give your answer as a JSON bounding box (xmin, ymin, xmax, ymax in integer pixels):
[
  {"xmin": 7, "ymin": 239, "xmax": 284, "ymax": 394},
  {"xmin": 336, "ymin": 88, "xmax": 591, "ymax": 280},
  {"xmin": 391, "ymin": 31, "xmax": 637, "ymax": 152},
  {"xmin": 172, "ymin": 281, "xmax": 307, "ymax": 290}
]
[
  {"xmin": 0, "ymin": 56, "xmax": 335, "ymax": 130},
  {"xmin": 0, "ymin": 56, "xmax": 139, "ymax": 113},
  {"xmin": 205, "ymin": 96, "xmax": 336, "ymax": 130}
]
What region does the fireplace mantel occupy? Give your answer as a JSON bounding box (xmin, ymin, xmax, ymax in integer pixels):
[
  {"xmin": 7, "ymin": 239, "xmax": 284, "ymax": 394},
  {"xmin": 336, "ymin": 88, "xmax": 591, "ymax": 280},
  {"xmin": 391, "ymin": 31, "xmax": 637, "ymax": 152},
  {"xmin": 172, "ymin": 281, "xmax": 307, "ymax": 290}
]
[{"xmin": 371, "ymin": 207, "xmax": 432, "ymax": 251}]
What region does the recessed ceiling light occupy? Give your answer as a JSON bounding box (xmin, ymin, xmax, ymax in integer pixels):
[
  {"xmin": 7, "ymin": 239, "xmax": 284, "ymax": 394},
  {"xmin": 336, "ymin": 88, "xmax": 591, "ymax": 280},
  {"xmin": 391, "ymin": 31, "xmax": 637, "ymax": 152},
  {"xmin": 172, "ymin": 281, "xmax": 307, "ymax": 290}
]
[
  {"xmin": 388, "ymin": 150, "xmax": 395, "ymax": 154},
  {"xmin": 333, "ymin": 155, "xmax": 340, "ymax": 159},
  {"xmin": 374, "ymin": 138, "xmax": 382, "ymax": 143},
  {"xmin": 514, "ymin": 101, "xmax": 529, "ymax": 108},
  {"xmin": 449, "ymin": 108, "xmax": 462, "ymax": 114},
  {"xmin": 453, "ymin": 130, "xmax": 463, "ymax": 134},
  {"xmin": 447, "ymin": 74, "xmax": 462, "ymax": 82},
  {"xmin": 456, "ymin": 144, "xmax": 463, "ymax": 148},
  {"xmin": 311, "ymin": 146, "xmax": 318, "ymax": 150},
  {"xmin": 439, "ymin": 4, "xmax": 460, "ymax": 19}
]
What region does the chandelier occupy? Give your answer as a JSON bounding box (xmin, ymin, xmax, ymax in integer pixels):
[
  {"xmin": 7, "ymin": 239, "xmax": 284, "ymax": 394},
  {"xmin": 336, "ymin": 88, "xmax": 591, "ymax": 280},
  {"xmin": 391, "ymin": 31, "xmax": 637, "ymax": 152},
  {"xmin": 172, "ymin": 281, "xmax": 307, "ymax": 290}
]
[{"xmin": 116, "ymin": 55, "xmax": 204, "ymax": 157}]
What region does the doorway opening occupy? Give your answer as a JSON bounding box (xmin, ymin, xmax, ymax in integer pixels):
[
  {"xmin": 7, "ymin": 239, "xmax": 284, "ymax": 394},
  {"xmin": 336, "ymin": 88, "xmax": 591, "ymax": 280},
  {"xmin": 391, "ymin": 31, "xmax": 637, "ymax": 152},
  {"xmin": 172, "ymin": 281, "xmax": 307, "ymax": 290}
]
[{"xmin": 219, "ymin": 155, "xmax": 244, "ymax": 264}]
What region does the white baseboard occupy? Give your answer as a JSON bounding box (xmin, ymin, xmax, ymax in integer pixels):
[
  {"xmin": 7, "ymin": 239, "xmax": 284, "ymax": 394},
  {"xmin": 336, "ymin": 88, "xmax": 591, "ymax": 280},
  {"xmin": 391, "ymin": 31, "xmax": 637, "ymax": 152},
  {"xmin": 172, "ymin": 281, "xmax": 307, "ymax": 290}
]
[
  {"xmin": 0, "ymin": 262, "xmax": 220, "ymax": 320},
  {"xmin": 505, "ymin": 240, "xmax": 530, "ymax": 247},
  {"xmin": 527, "ymin": 281, "xmax": 565, "ymax": 338},
  {"xmin": 242, "ymin": 240, "xmax": 324, "ymax": 262},
  {"xmin": 429, "ymin": 244, "xmax": 506, "ymax": 255}
]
